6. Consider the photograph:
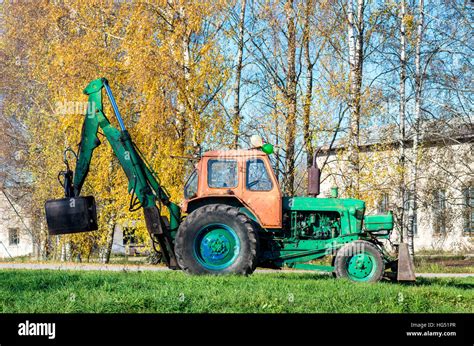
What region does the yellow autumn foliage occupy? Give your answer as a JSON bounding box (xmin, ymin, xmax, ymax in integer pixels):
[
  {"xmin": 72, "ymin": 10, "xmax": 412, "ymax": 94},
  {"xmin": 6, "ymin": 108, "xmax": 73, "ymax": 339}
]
[{"xmin": 2, "ymin": 0, "xmax": 230, "ymax": 259}]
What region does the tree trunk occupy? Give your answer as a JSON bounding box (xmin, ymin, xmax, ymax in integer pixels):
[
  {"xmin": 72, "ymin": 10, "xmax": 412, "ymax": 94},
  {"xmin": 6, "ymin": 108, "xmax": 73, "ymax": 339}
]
[
  {"xmin": 176, "ymin": 5, "xmax": 191, "ymax": 156},
  {"xmin": 407, "ymin": 0, "xmax": 424, "ymax": 260},
  {"xmin": 346, "ymin": 0, "xmax": 364, "ymax": 197},
  {"xmin": 60, "ymin": 241, "xmax": 70, "ymax": 261},
  {"xmin": 284, "ymin": 0, "xmax": 297, "ymax": 196},
  {"xmin": 232, "ymin": 0, "xmax": 247, "ymax": 149},
  {"xmin": 303, "ymin": 0, "xmax": 314, "ymax": 168},
  {"xmin": 398, "ymin": 0, "xmax": 407, "ymax": 243},
  {"xmin": 274, "ymin": 98, "xmax": 280, "ymax": 184},
  {"xmin": 41, "ymin": 224, "xmax": 50, "ymax": 260},
  {"xmin": 102, "ymin": 223, "xmax": 116, "ymax": 264}
]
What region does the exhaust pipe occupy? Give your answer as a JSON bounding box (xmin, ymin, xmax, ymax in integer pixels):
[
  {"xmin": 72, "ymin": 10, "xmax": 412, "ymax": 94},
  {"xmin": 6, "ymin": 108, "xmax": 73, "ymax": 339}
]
[{"xmin": 307, "ymin": 149, "xmax": 321, "ymax": 197}]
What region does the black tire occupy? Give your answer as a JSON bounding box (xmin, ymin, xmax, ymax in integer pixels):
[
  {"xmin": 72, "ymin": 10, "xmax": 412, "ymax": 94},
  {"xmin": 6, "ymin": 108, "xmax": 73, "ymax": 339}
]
[
  {"xmin": 174, "ymin": 204, "xmax": 258, "ymax": 275},
  {"xmin": 331, "ymin": 256, "xmax": 337, "ymax": 278},
  {"xmin": 334, "ymin": 240, "xmax": 384, "ymax": 283}
]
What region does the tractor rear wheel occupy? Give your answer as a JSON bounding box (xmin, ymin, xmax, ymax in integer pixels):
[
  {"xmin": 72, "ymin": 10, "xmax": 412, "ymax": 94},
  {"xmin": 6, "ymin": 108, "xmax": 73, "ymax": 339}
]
[
  {"xmin": 174, "ymin": 204, "xmax": 258, "ymax": 275},
  {"xmin": 334, "ymin": 240, "xmax": 384, "ymax": 283}
]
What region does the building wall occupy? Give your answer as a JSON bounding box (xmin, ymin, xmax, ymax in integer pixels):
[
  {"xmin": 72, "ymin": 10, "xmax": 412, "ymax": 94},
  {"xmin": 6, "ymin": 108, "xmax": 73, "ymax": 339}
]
[
  {"xmin": 408, "ymin": 142, "xmax": 472, "ymax": 252},
  {"xmin": 111, "ymin": 224, "xmax": 125, "ymax": 254},
  {"xmin": 317, "ymin": 140, "xmax": 473, "ymax": 253},
  {"xmin": 0, "ymin": 191, "xmax": 34, "ymax": 258},
  {"xmin": 111, "ymin": 222, "xmax": 147, "ymax": 256}
]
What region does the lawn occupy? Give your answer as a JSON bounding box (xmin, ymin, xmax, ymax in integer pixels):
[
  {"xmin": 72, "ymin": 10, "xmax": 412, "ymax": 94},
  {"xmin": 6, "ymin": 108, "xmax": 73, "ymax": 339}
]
[{"xmin": 0, "ymin": 270, "xmax": 472, "ymax": 313}]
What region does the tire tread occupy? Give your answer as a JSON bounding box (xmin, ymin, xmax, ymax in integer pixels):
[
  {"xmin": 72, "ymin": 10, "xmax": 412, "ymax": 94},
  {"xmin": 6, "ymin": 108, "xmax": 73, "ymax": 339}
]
[{"xmin": 175, "ymin": 204, "xmax": 258, "ymax": 275}]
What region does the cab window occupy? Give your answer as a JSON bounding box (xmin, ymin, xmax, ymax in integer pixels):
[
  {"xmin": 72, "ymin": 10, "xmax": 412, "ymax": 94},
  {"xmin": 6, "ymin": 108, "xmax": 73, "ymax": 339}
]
[
  {"xmin": 246, "ymin": 159, "xmax": 273, "ymax": 191},
  {"xmin": 208, "ymin": 160, "xmax": 238, "ymax": 188},
  {"xmin": 184, "ymin": 170, "xmax": 198, "ymax": 199}
]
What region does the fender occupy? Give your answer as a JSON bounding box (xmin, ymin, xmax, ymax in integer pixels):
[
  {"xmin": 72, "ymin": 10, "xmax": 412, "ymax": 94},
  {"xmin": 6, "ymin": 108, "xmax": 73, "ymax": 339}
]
[{"xmin": 184, "ymin": 195, "xmax": 262, "ymax": 226}]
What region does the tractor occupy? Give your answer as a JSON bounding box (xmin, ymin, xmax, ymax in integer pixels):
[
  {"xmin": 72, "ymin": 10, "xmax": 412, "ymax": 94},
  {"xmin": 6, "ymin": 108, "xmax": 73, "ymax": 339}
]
[{"xmin": 45, "ymin": 78, "xmax": 416, "ymax": 283}]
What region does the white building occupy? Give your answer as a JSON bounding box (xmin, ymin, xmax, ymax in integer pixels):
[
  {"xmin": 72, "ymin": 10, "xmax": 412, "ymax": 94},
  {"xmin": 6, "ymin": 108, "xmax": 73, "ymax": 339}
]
[
  {"xmin": 0, "ymin": 187, "xmax": 35, "ymax": 258},
  {"xmin": 317, "ymin": 120, "xmax": 473, "ymax": 253},
  {"xmin": 111, "ymin": 223, "xmax": 149, "ymax": 256}
]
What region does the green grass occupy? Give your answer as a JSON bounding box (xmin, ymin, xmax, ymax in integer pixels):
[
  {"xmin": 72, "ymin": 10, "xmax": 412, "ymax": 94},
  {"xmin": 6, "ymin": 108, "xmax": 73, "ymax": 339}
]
[{"xmin": 0, "ymin": 270, "xmax": 472, "ymax": 313}]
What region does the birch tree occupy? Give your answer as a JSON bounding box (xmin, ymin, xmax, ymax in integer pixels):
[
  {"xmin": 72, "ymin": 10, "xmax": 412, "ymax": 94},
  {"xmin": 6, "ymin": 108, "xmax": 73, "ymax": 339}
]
[
  {"xmin": 346, "ymin": 0, "xmax": 366, "ymax": 197},
  {"xmin": 245, "ymin": 0, "xmax": 301, "ymax": 195},
  {"xmin": 284, "ymin": 0, "xmax": 297, "ymax": 195},
  {"xmin": 398, "ymin": 0, "xmax": 407, "ymax": 243},
  {"xmin": 302, "ymin": 0, "xmax": 315, "ymax": 168},
  {"xmin": 407, "ymin": 0, "xmax": 425, "ymax": 259},
  {"xmin": 231, "ymin": 0, "xmax": 247, "ymax": 149}
]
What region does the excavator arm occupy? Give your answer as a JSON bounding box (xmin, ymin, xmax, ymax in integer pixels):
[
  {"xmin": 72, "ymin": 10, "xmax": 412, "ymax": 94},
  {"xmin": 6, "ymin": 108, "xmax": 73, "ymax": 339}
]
[{"xmin": 45, "ymin": 78, "xmax": 179, "ymax": 269}]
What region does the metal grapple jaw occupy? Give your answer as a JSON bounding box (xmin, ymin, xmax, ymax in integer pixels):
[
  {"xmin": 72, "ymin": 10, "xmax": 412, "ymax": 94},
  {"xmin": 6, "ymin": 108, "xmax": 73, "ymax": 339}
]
[
  {"xmin": 45, "ymin": 196, "xmax": 98, "ymax": 235},
  {"xmin": 45, "ymin": 147, "xmax": 99, "ymax": 235}
]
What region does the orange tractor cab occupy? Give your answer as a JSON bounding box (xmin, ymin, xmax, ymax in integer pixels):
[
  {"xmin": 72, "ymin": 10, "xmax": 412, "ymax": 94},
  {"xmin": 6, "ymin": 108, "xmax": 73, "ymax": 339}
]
[{"xmin": 182, "ymin": 149, "xmax": 282, "ymax": 229}]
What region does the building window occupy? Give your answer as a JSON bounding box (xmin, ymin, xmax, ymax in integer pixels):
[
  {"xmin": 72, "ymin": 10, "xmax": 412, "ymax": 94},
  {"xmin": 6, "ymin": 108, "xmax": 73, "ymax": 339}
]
[
  {"xmin": 432, "ymin": 189, "xmax": 447, "ymax": 234},
  {"xmin": 377, "ymin": 193, "xmax": 389, "ymax": 213},
  {"xmin": 463, "ymin": 187, "xmax": 473, "ymax": 236},
  {"xmin": 9, "ymin": 228, "xmax": 19, "ymax": 245}
]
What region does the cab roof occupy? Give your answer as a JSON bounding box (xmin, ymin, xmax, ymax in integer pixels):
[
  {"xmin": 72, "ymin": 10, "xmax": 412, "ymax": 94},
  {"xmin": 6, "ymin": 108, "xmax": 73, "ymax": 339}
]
[{"xmin": 202, "ymin": 149, "xmax": 267, "ymax": 158}]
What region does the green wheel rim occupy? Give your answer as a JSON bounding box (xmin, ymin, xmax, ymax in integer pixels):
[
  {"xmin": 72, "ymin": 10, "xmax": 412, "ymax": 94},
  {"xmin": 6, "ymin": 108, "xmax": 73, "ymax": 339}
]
[
  {"xmin": 346, "ymin": 252, "xmax": 377, "ymax": 282},
  {"xmin": 193, "ymin": 223, "xmax": 240, "ymax": 270}
]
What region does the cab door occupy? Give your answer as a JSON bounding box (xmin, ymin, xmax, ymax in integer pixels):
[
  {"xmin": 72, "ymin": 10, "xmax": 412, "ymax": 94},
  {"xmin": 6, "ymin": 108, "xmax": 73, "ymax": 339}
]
[{"xmin": 240, "ymin": 156, "xmax": 282, "ymax": 228}]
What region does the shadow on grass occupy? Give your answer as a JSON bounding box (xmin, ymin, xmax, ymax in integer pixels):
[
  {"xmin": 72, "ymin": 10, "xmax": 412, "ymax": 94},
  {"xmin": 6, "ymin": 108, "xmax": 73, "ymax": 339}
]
[
  {"xmin": 409, "ymin": 277, "xmax": 474, "ymax": 290},
  {"xmin": 261, "ymin": 271, "xmax": 474, "ymax": 290},
  {"xmin": 259, "ymin": 272, "xmax": 334, "ymax": 282}
]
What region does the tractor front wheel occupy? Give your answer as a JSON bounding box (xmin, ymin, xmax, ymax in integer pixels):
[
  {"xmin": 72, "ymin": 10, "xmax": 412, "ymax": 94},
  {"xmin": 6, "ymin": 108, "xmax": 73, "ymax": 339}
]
[
  {"xmin": 174, "ymin": 204, "xmax": 258, "ymax": 275},
  {"xmin": 334, "ymin": 240, "xmax": 384, "ymax": 283}
]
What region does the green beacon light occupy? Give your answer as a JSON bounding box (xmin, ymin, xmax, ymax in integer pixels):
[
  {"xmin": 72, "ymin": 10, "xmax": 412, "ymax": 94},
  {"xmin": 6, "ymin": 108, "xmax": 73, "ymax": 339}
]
[{"xmin": 261, "ymin": 143, "xmax": 274, "ymax": 155}]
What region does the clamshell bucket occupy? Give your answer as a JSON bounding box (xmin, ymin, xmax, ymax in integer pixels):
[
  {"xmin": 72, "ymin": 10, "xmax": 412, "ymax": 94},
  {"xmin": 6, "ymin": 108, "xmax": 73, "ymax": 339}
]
[{"xmin": 45, "ymin": 196, "xmax": 98, "ymax": 235}]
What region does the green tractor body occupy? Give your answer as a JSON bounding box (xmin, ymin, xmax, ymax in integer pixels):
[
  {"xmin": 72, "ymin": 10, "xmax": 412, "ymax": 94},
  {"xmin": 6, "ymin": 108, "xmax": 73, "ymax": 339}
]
[{"xmin": 253, "ymin": 197, "xmax": 396, "ymax": 281}]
